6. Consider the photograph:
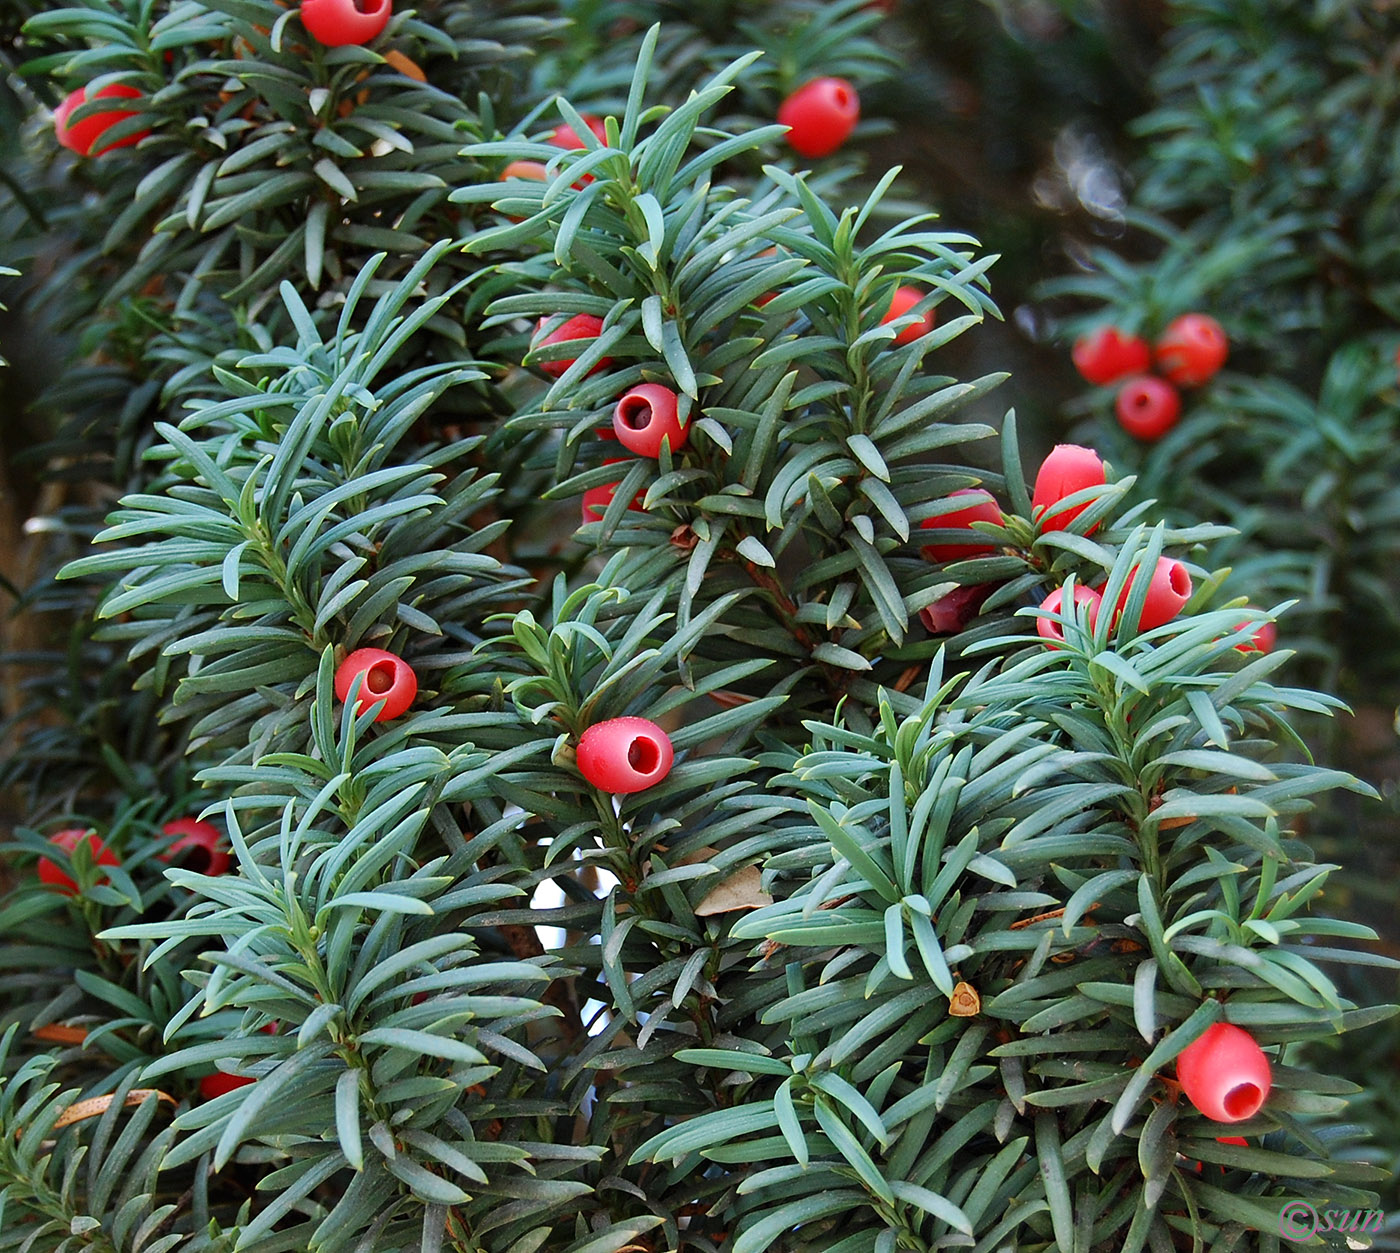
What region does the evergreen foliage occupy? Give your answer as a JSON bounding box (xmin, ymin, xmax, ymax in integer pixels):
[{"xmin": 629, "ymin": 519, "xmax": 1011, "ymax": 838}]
[{"xmin": 1, "ymin": 1, "xmax": 1396, "ymax": 1249}]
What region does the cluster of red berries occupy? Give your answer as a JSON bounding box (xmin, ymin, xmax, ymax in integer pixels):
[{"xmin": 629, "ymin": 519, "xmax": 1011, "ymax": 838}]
[
  {"xmin": 498, "ymin": 113, "xmax": 609, "ymax": 200},
  {"xmin": 498, "ymin": 74, "xmax": 860, "ymax": 204},
  {"xmin": 1072, "ymin": 314, "xmax": 1229, "ymax": 442},
  {"xmin": 51, "ymin": 0, "xmax": 401, "ymax": 158},
  {"xmin": 589, "ymin": 382, "xmax": 688, "ymax": 520},
  {"xmin": 526, "ymin": 311, "xmax": 687, "ymax": 524},
  {"xmin": 1036, "ymin": 556, "xmax": 1193, "ymax": 646},
  {"xmin": 1030, "ymin": 445, "xmax": 1192, "ymax": 642},
  {"xmin": 534, "ymin": 280, "xmax": 933, "ymax": 522},
  {"xmin": 59, "ymin": 33, "xmax": 865, "ymax": 165},
  {"xmin": 496, "ymin": 78, "xmax": 925, "ymax": 523},
  {"xmin": 36, "ymin": 817, "xmax": 230, "ymax": 897},
  {"xmin": 501, "ymin": 74, "xmax": 859, "ymax": 193},
  {"xmin": 523, "ymin": 242, "xmax": 685, "ymax": 524},
  {"xmin": 38, "ymin": 661, "xmax": 664, "ymax": 871},
  {"xmin": 918, "ymin": 444, "xmax": 1273, "ymax": 650},
  {"xmin": 334, "ymin": 649, "xmax": 674, "ymax": 794}
]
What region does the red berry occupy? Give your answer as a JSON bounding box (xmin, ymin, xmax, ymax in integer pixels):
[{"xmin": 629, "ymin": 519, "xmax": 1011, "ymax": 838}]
[
  {"xmin": 54, "ymin": 84, "xmax": 147, "ymax": 157},
  {"xmin": 501, "ymin": 160, "xmax": 548, "ymax": 182},
  {"xmin": 612, "ymin": 384, "xmax": 688, "ymax": 458},
  {"xmin": 1175, "ymin": 1023, "xmax": 1271, "ymax": 1123},
  {"xmin": 580, "ymin": 485, "xmax": 611, "ymax": 524},
  {"xmin": 1071, "ymin": 325, "xmax": 1151, "ymax": 386},
  {"xmin": 1110, "ymin": 557, "xmax": 1192, "ymax": 631},
  {"xmin": 752, "ymin": 246, "xmax": 781, "ymax": 309},
  {"xmin": 1155, "ymin": 313, "xmax": 1228, "ymax": 387},
  {"xmin": 160, "ymin": 818, "xmax": 231, "ymax": 876},
  {"xmin": 200, "ymin": 1071, "xmax": 256, "ymax": 1100},
  {"xmin": 1031, "ymin": 444, "xmax": 1106, "ymax": 533},
  {"xmin": 919, "ymin": 489, "xmax": 1002, "ymax": 563},
  {"xmin": 498, "ymin": 162, "xmax": 549, "ymax": 221},
  {"xmin": 881, "ymin": 286, "xmax": 936, "ymax": 347},
  {"xmin": 1036, "ymin": 585, "xmax": 1101, "ymax": 648},
  {"xmin": 37, "ymin": 828, "xmax": 119, "ymax": 896},
  {"xmin": 581, "ymin": 460, "xmax": 646, "ymax": 525},
  {"xmin": 546, "ymin": 116, "xmax": 606, "ymax": 186},
  {"xmin": 1188, "ymin": 1135, "xmax": 1249, "ymax": 1175},
  {"xmin": 575, "ymin": 716, "xmax": 674, "ymax": 793},
  {"xmin": 300, "ymin": 0, "xmax": 391, "ymax": 46},
  {"xmin": 777, "ymin": 77, "xmax": 860, "ymax": 158},
  {"xmin": 1115, "ymin": 376, "xmax": 1181, "ymax": 442},
  {"xmin": 1233, "ymin": 616, "xmax": 1276, "ymax": 654},
  {"xmin": 918, "ymin": 583, "xmax": 993, "ymax": 635},
  {"xmin": 533, "ymin": 315, "xmax": 610, "ymax": 379},
  {"xmin": 334, "ymin": 648, "xmax": 417, "ymax": 721},
  {"xmin": 549, "ymin": 115, "xmax": 607, "ymax": 149}
]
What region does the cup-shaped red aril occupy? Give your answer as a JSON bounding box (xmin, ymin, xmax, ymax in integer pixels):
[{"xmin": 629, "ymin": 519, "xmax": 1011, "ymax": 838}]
[
  {"xmin": 1115, "ymin": 375, "xmax": 1181, "ymax": 442},
  {"xmin": 1071, "ymin": 325, "xmax": 1151, "ymax": 386},
  {"xmin": 1032, "ymin": 444, "xmax": 1106, "ymax": 533},
  {"xmin": 498, "ymin": 162, "xmax": 550, "ymax": 220},
  {"xmin": 580, "ymin": 482, "xmax": 646, "ymax": 523},
  {"xmin": 549, "ymin": 115, "xmax": 607, "ymax": 149},
  {"xmin": 55, "ymin": 84, "xmax": 148, "ymax": 157},
  {"xmin": 576, "ymin": 716, "xmax": 674, "ymax": 793},
  {"xmin": 1114, "ymin": 557, "xmax": 1192, "ymax": 631},
  {"xmin": 1175, "ymin": 1022, "xmax": 1271, "ymax": 1123},
  {"xmin": 1156, "ymin": 313, "xmax": 1228, "ymax": 387},
  {"xmin": 612, "ymin": 384, "xmax": 687, "ymax": 457},
  {"xmin": 300, "ymin": 0, "xmax": 392, "ymax": 46},
  {"xmin": 160, "ymin": 818, "xmax": 231, "ymax": 876},
  {"xmin": 532, "ymin": 314, "xmax": 610, "ymax": 379},
  {"xmin": 200, "ymin": 1071, "xmax": 256, "ymax": 1100},
  {"xmin": 881, "ymin": 286, "xmax": 936, "ymax": 347},
  {"xmin": 1188, "ymin": 1135, "xmax": 1249, "ymax": 1174},
  {"xmin": 1233, "ymin": 616, "xmax": 1276, "ymax": 653},
  {"xmin": 777, "ymin": 77, "xmax": 860, "ymax": 158},
  {"xmin": 1036, "ymin": 584, "xmax": 1102, "ymax": 648},
  {"xmin": 334, "ymin": 648, "xmax": 417, "ymax": 721},
  {"xmin": 501, "ymin": 160, "xmax": 548, "ymax": 182},
  {"xmin": 581, "ymin": 458, "xmax": 646, "ymax": 524},
  {"xmin": 37, "ymin": 828, "xmax": 119, "ymax": 896},
  {"xmin": 919, "ymin": 489, "xmax": 1003, "ymax": 563},
  {"xmin": 546, "ymin": 116, "xmax": 607, "ymax": 185},
  {"xmin": 919, "ymin": 583, "xmax": 994, "ymax": 635}
]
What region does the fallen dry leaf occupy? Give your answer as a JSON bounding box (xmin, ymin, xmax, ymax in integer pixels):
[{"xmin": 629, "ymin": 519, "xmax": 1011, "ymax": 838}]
[
  {"xmin": 52, "ymin": 1089, "xmax": 176, "ymax": 1130},
  {"xmin": 695, "ymin": 864, "xmax": 772, "ymax": 916}
]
